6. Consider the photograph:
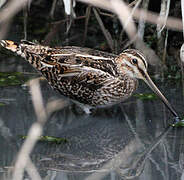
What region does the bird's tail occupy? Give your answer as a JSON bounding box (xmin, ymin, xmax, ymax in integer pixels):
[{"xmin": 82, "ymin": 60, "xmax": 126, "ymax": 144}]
[
  {"xmin": 0, "ymin": 40, "xmax": 46, "ymax": 60},
  {"xmin": 0, "ymin": 40, "xmax": 20, "ymax": 53},
  {"xmin": 0, "ymin": 40, "xmax": 53, "ymax": 70},
  {"xmin": 0, "ymin": 40, "xmax": 28, "ymax": 59}
]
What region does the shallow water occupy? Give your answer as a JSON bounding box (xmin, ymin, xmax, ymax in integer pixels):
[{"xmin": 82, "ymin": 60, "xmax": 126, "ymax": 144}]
[
  {"xmin": 0, "ymin": 3, "xmax": 184, "ymax": 178},
  {"xmin": 0, "ymin": 54, "xmax": 183, "ymax": 180}
]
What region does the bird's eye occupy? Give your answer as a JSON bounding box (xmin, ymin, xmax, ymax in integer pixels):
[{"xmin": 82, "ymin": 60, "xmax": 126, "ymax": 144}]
[{"xmin": 132, "ymin": 58, "xmax": 137, "ymax": 64}]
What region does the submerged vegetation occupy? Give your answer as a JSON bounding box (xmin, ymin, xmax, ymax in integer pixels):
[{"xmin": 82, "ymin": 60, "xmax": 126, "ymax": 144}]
[
  {"xmin": 0, "ymin": 72, "xmax": 27, "ymax": 86},
  {"xmin": 134, "ymin": 93, "xmax": 158, "ymax": 100},
  {"xmin": 20, "ymin": 135, "xmax": 68, "ymax": 144}
]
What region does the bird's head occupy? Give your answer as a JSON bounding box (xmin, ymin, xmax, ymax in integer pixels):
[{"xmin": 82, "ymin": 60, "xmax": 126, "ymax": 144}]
[
  {"xmin": 116, "ymin": 49, "xmax": 179, "ymax": 118},
  {"xmin": 117, "ymin": 49, "xmax": 148, "ymax": 80}
]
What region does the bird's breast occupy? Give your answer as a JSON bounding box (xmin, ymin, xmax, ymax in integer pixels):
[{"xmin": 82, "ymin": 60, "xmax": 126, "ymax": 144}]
[{"xmin": 92, "ymin": 76, "xmax": 138, "ymax": 106}]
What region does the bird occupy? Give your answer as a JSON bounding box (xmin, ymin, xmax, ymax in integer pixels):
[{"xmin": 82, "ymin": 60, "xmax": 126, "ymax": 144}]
[{"xmin": 0, "ymin": 40, "xmax": 179, "ymax": 118}]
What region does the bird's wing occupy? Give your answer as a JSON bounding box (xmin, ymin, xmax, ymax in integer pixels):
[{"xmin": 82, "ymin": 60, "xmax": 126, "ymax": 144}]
[
  {"xmin": 0, "ymin": 40, "xmax": 119, "ymax": 77},
  {"xmin": 40, "ymin": 46, "xmax": 119, "ymax": 77},
  {"xmin": 40, "ymin": 58, "xmax": 114, "ymax": 88},
  {"xmin": 39, "ymin": 59, "xmax": 115, "ymax": 105}
]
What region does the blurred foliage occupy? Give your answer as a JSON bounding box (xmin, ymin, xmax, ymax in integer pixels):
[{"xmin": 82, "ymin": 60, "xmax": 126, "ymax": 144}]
[{"xmin": 0, "ymin": 102, "xmax": 6, "ymax": 106}]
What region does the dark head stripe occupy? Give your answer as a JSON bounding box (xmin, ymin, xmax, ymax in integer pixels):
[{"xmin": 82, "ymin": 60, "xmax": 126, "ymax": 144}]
[{"xmin": 123, "ymin": 49, "xmax": 147, "ymax": 68}]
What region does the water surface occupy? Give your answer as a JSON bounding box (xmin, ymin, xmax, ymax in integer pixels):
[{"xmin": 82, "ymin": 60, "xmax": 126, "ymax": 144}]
[{"xmin": 0, "ymin": 54, "xmax": 183, "ymax": 180}]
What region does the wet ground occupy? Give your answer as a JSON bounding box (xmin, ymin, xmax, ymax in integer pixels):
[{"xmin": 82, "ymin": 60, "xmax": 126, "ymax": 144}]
[{"xmin": 0, "ymin": 55, "xmax": 183, "ymax": 180}]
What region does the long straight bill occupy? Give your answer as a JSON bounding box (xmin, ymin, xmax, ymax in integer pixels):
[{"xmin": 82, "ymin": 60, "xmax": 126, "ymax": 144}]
[{"xmin": 143, "ymin": 72, "xmax": 179, "ymax": 119}]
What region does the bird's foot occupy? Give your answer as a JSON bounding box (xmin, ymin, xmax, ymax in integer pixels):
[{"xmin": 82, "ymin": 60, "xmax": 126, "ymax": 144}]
[{"xmin": 82, "ymin": 106, "xmax": 92, "ymax": 114}]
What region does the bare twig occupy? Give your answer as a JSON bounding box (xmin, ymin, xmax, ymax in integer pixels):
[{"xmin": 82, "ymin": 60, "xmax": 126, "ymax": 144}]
[
  {"xmin": 0, "ymin": 0, "xmax": 30, "ymax": 23},
  {"xmin": 180, "ymin": 44, "xmax": 184, "ymax": 96},
  {"xmin": 0, "ymin": 21, "xmax": 11, "ymax": 40},
  {"xmin": 12, "ymin": 79, "xmax": 46, "ymax": 180},
  {"xmin": 110, "ymin": 0, "xmax": 137, "ymax": 41},
  {"xmin": 29, "ymin": 79, "xmax": 47, "ymax": 123},
  {"xmin": 51, "ymin": 15, "xmax": 86, "ymax": 25},
  {"xmin": 182, "ymin": 0, "xmax": 184, "ymax": 37},
  {"xmin": 129, "ymin": 0, "xmax": 141, "ymax": 7},
  {"xmin": 119, "ymin": 0, "xmax": 142, "ymax": 44},
  {"xmin": 76, "ymin": 0, "xmax": 183, "ymax": 31},
  {"xmin": 0, "ymin": 0, "xmax": 30, "ymax": 40},
  {"xmin": 137, "ymin": 0, "xmax": 149, "ymax": 39},
  {"xmin": 180, "ymin": 0, "xmax": 184, "ymax": 96},
  {"xmin": 99, "ymin": 11, "xmax": 115, "ymax": 18},
  {"xmin": 0, "ymin": 0, "xmax": 7, "ymax": 8},
  {"xmin": 26, "ymin": 159, "xmax": 42, "ymax": 180},
  {"xmin": 156, "ymin": 0, "xmax": 170, "ymax": 74},
  {"xmin": 162, "ymin": 29, "xmax": 168, "ymax": 68},
  {"xmin": 43, "ymin": 15, "xmax": 86, "ymax": 45},
  {"xmin": 12, "ymin": 78, "xmax": 67, "ymax": 180},
  {"xmin": 23, "ymin": 5, "xmax": 28, "ymax": 40},
  {"xmin": 157, "ymin": 0, "xmax": 171, "ymax": 38},
  {"xmin": 46, "ymin": 99, "xmax": 68, "ymax": 115},
  {"xmin": 93, "ymin": 7, "xmax": 114, "ymax": 51},
  {"xmin": 76, "ymin": 0, "xmax": 162, "ymax": 67},
  {"xmin": 111, "ymin": 0, "xmax": 161, "ymax": 66},
  {"xmin": 83, "ymin": 5, "xmax": 92, "ymax": 45},
  {"xmin": 97, "ymin": 0, "xmax": 146, "ymax": 18},
  {"xmin": 50, "ymin": 0, "xmax": 58, "ymax": 19}
]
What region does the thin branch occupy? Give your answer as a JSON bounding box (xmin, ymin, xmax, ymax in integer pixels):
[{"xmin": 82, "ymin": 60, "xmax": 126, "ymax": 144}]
[
  {"xmin": 29, "ymin": 79, "xmax": 47, "ymax": 124},
  {"xmin": 0, "ymin": 0, "xmax": 30, "ymax": 23},
  {"xmin": 110, "ymin": 0, "xmax": 137, "ymax": 41},
  {"xmin": 137, "ymin": 0, "xmax": 149, "ymax": 39},
  {"xmin": 26, "ymin": 158, "xmax": 42, "ymax": 180},
  {"xmin": 119, "ymin": 0, "xmax": 142, "ymax": 43},
  {"xmin": 12, "ymin": 78, "xmax": 67, "ymax": 180},
  {"xmin": 93, "ymin": 7, "xmax": 114, "ymax": 51},
  {"xmin": 12, "ymin": 79, "xmax": 46, "ymax": 180},
  {"xmin": 180, "ymin": 44, "xmax": 184, "ymax": 97},
  {"xmin": 83, "ymin": 5, "xmax": 92, "ymax": 45},
  {"xmin": 50, "ymin": 0, "xmax": 58, "ymax": 19},
  {"xmin": 0, "ymin": 21, "xmax": 11, "ymax": 40},
  {"xmin": 76, "ymin": 0, "xmax": 183, "ymax": 31},
  {"xmin": 181, "ymin": 0, "xmax": 184, "ymax": 37},
  {"xmin": 0, "ymin": 0, "xmax": 7, "ymax": 8},
  {"xmin": 157, "ymin": 0, "xmax": 171, "ymax": 38}
]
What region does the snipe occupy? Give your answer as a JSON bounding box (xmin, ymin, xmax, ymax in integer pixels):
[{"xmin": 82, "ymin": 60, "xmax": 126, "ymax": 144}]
[{"xmin": 0, "ymin": 40, "xmax": 179, "ymax": 117}]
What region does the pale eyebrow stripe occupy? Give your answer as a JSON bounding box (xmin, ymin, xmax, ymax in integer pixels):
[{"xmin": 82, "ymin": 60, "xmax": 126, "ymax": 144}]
[{"xmin": 124, "ymin": 53, "xmax": 147, "ymax": 68}]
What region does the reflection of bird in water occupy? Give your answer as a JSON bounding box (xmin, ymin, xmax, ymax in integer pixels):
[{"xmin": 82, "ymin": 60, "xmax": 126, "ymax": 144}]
[{"xmin": 0, "ymin": 40, "xmax": 179, "ymax": 117}]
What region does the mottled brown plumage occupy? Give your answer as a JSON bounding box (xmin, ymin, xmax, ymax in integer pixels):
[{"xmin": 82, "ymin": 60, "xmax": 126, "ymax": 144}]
[{"xmin": 0, "ymin": 40, "xmax": 179, "ymax": 117}]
